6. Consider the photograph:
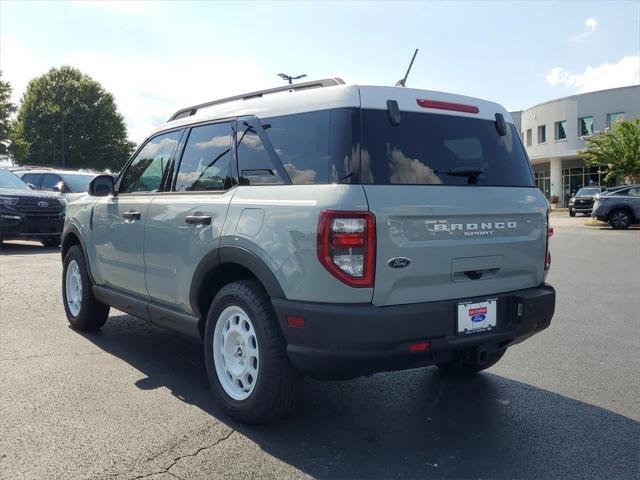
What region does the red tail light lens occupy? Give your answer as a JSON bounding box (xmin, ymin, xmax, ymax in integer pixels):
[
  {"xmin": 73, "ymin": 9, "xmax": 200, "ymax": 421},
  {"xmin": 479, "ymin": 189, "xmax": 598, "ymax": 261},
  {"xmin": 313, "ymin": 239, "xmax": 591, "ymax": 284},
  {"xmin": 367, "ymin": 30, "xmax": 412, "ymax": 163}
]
[{"xmin": 317, "ymin": 211, "xmax": 376, "ymax": 288}]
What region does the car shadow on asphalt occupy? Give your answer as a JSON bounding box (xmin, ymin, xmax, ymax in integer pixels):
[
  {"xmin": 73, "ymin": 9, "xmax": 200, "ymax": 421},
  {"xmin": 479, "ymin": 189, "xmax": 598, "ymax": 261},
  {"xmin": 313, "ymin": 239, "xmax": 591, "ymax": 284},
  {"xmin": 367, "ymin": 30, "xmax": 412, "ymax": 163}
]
[
  {"xmin": 0, "ymin": 240, "xmax": 60, "ymax": 255},
  {"xmin": 79, "ymin": 314, "xmax": 639, "ymax": 479}
]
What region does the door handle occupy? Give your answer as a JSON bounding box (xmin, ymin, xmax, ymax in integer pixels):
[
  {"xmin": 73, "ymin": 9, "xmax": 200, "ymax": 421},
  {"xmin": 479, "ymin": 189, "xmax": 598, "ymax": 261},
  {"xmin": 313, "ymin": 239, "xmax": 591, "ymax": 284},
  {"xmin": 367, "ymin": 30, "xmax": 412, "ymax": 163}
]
[
  {"xmin": 122, "ymin": 211, "xmax": 141, "ymax": 221},
  {"xmin": 185, "ymin": 214, "xmax": 212, "ymax": 226}
]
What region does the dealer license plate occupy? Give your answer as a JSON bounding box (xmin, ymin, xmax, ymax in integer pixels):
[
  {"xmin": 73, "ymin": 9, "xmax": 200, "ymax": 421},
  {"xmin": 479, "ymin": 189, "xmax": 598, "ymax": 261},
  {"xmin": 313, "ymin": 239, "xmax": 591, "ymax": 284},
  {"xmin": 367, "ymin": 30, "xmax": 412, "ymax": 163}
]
[{"xmin": 457, "ymin": 299, "xmax": 497, "ymax": 334}]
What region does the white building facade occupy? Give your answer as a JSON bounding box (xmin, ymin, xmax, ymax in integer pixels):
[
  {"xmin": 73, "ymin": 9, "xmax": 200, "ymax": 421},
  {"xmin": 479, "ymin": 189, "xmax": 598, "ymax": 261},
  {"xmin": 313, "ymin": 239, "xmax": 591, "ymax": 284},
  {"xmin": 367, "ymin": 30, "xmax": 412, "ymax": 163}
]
[{"xmin": 510, "ymin": 85, "xmax": 640, "ymax": 206}]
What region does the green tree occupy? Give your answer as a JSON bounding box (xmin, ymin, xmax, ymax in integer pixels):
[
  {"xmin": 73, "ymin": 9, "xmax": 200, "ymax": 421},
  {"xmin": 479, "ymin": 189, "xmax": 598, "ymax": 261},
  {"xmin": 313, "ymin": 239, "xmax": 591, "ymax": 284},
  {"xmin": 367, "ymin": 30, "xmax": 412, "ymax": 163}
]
[
  {"xmin": 583, "ymin": 118, "xmax": 640, "ymax": 184},
  {"xmin": 10, "ymin": 66, "xmax": 134, "ymax": 170},
  {"xmin": 0, "ymin": 71, "xmax": 17, "ymax": 157}
]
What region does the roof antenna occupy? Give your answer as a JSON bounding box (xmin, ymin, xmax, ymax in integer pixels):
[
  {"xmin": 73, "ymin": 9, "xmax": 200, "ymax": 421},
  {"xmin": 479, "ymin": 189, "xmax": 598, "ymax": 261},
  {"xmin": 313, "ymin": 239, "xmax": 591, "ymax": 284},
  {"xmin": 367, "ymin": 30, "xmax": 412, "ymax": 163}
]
[{"xmin": 395, "ymin": 49, "xmax": 419, "ymax": 87}]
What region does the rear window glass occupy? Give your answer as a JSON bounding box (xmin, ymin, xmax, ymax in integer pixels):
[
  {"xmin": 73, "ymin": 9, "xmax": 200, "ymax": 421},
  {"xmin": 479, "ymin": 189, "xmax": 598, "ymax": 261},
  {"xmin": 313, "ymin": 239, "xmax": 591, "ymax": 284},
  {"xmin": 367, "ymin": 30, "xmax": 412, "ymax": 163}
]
[{"xmin": 360, "ymin": 110, "xmax": 534, "ymax": 187}]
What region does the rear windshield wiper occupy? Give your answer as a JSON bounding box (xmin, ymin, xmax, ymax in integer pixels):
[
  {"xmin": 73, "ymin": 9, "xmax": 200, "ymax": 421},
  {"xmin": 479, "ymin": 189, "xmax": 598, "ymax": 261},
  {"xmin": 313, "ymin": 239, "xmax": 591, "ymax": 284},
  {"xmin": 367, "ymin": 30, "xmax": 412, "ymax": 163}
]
[{"xmin": 434, "ymin": 167, "xmax": 484, "ymax": 185}]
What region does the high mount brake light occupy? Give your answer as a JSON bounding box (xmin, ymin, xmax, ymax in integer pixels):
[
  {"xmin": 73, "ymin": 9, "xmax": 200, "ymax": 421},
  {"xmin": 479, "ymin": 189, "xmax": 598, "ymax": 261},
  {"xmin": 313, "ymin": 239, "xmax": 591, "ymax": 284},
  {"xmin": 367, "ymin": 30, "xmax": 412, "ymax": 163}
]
[
  {"xmin": 317, "ymin": 211, "xmax": 376, "ymax": 288},
  {"xmin": 416, "ymin": 99, "xmax": 480, "ymax": 114}
]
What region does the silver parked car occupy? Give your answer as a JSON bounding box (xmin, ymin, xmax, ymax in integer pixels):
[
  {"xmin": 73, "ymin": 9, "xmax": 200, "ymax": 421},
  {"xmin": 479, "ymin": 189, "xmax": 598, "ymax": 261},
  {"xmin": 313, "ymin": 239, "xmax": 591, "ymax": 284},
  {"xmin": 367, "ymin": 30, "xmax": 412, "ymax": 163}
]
[
  {"xmin": 592, "ymin": 185, "xmax": 640, "ymax": 229},
  {"xmin": 60, "ymin": 79, "xmax": 556, "ymax": 423}
]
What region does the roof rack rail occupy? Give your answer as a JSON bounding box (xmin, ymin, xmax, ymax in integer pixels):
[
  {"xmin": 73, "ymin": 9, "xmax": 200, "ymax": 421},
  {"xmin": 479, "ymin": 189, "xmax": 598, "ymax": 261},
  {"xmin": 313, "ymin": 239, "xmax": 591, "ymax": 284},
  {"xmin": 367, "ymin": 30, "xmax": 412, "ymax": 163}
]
[{"xmin": 168, "ymin": 77, "xmax": 345, "ymax": 122}]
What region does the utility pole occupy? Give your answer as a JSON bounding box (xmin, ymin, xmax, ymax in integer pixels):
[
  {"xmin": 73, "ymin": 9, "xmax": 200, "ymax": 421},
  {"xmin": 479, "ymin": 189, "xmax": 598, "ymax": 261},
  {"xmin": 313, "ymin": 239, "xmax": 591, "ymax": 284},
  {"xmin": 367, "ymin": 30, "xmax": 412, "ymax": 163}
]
[
  {"xmin": 57, "ymin": 84, "xmax": 65, "ymax": 168},
  {"xmin": 278, "ymin": 73, "xmax": 307, "ymax": 85}
]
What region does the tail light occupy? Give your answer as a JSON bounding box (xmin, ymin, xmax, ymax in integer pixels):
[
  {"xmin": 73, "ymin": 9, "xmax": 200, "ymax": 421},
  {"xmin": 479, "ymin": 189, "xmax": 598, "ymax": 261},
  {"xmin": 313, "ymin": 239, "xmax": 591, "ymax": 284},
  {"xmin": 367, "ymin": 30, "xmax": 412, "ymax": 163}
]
[
  {"xmin": 545, "ymin": 212, "xmax": 553, "ymax": 271},
  {"xmin": 317, "ymin": 211, "xmax": 376, "ymax": 288}
]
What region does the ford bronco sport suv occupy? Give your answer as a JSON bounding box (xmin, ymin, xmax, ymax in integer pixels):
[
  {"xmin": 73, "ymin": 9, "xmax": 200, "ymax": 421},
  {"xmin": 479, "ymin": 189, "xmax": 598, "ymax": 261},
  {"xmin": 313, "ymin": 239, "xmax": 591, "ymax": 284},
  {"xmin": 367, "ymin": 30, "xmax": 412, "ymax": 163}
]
[{"xmin": 61, "ymin": 79, "xmax": 555, "ymax": 423}]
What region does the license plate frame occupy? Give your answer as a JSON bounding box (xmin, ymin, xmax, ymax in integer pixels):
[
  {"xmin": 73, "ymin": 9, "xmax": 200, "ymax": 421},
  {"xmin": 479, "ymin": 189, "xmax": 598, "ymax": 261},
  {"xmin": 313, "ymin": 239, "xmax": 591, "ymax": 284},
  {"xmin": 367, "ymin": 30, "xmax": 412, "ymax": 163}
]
[{"xmin": 457, "ymin": 298, "xmax": 497, "ymax": 334}]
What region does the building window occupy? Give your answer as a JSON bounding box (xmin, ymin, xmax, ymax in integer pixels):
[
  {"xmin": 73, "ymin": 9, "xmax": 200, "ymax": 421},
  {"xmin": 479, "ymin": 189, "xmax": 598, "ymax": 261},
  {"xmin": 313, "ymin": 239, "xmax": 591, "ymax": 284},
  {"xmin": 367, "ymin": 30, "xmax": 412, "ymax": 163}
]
[
  {"xmin": 526, "ymin": 128, "xmax": 532, "ymax": 146},
  {"xmin": 537, "ymin": 125, "xmax": 546, "ymax": 144},
  {"xmin": 534, "ymin": 170, "xmax": 550, "ymax": 197},
  {"xmin": 607, "ymin": 112, "xmax": 625, "ymax": 127},
  {"xmin": 554, "ymin": 120, "xmax": 567, "ymax": 141},
  {"xmin": 578, "ymin": 116, "xmax": 593, "ymax": 137}
]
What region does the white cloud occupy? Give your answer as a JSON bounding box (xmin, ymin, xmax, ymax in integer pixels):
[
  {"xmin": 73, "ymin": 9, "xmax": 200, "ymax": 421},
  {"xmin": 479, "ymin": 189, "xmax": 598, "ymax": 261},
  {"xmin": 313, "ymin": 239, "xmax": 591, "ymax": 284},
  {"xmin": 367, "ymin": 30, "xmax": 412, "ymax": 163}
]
[
  {"xmin": 545, "ymin": 55, "xmax": 640, "ymax": 93},
  {"xmin": 0, "ymin": 37, "xmax": 47, "ymax": 104},
  {"xmin": 72, "ymin": 1, "xmax": 149, "ymax": 15},
  {"xmin": 571, "ymin": 17, "xmax": 598, "ymax": 42},
  {"xmin": 1, "ymin": 37, "xmax": 275, "ymax": 143}
]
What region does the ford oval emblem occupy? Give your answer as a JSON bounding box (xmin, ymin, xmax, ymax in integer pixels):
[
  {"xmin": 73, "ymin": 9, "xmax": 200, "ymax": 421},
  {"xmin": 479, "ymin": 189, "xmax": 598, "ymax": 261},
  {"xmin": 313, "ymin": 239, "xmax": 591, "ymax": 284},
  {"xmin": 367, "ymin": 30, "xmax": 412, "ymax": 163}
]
[
  {"xmin": 388, "ymin": 257, "xmax": 412, "ymax": 269},
  {"xmin": 37, "ymin": 201, "xmax": 49, "ymax": 208},
  {"xmin": 471, "ymin": 313, "xmax": 486, "ymax": 322}
]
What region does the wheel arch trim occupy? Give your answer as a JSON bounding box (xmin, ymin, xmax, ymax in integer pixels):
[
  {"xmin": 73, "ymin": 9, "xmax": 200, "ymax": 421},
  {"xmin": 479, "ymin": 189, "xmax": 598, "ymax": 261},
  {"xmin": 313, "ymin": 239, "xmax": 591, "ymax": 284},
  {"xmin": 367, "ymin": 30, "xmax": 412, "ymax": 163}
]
[
  {"xmin": 188, "ymin": 245, "xmax": 286, "ymax": 317},
  {"xmin": 61, "ymin": 223, "xmax": 95, "ymax": 283}
]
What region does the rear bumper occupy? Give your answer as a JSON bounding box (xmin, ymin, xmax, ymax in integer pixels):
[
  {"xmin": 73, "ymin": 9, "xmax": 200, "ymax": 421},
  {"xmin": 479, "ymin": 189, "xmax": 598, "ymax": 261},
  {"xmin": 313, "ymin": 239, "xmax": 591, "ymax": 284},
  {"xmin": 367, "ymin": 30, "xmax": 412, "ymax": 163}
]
[{"xmin": 272, "ymin": 284, "xmax": 555, "ymax": 379}]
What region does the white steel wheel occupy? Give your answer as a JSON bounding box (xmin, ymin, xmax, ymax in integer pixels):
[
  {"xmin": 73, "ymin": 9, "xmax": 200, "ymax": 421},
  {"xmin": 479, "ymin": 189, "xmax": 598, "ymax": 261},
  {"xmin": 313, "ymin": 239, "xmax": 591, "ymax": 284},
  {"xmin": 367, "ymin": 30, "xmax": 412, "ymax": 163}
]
[
  {"xmin": 213, "ymin": 305, "xmax": 260, "ymax": 401},
  {"xmin": 65, "ymin": 259, "xmax": 83, "ymax": 317}
]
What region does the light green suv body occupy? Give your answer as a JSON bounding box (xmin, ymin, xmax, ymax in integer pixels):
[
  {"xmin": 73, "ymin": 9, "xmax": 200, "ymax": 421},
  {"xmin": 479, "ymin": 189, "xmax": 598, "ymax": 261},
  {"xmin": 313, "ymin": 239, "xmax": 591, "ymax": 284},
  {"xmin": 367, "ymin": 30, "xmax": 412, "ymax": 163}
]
[{"xmin": 61, "ymin": 79, "xmax": 556, "ymax": 423}]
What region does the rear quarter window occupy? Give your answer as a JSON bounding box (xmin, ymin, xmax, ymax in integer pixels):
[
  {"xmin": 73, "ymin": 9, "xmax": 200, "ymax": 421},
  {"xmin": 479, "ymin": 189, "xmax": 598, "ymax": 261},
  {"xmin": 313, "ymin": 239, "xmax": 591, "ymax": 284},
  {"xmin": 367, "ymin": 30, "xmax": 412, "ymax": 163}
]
[
  {"xmin": 360, "ymin": 110, "xmax": 534, "ymax": 187},
  {"xmin": 264, "ymin": 109, "xmax": 356, "ymax": 184}
]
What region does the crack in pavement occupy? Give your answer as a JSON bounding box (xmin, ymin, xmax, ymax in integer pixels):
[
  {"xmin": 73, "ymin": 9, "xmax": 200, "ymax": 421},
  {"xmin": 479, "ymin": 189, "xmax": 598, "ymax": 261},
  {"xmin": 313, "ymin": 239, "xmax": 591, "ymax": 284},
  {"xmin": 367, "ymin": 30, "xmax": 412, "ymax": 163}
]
[
  {"xmin": 1, "ymin": 351, "xmax": 105, "ymax": 361},
  {"xmin": 126, "ymin": 429, "xmax": 236, "ymax": 480}
]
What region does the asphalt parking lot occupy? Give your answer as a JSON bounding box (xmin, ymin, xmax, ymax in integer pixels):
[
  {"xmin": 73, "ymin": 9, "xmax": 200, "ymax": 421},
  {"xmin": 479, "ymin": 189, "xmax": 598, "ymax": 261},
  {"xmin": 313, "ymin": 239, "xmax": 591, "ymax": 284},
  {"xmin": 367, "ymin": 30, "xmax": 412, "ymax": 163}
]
[{"xmin": 1, "ymin": 212, "xmax": 639, "ymax": 480}]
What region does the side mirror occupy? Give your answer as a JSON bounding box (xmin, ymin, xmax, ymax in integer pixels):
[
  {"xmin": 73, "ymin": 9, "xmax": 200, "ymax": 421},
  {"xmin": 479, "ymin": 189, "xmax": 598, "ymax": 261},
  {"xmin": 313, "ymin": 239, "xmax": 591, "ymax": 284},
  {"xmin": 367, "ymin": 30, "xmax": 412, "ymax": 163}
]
[
  {"xmin": 27, "ymin": 183, "xmax": 37, "ymax": 190},
  {"xmin": 89, "ymin": 174, "xmax": 114, "ymax": 197}
]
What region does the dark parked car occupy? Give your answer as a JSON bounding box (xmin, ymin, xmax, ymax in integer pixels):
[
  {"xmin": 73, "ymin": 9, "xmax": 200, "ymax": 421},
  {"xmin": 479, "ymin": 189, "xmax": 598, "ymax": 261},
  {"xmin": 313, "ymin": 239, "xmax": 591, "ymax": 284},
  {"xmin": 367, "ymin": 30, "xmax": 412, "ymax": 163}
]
[
  {"xmin": 592, "ymin": 185, "xmax": 640, "ymax": 229},
  {"xmin": 0, "ymin": 169, "xmax": 65, "ymax": 247},
  {"xmin": 568, "ymin": 186, "xmax": 606, "ymax": 217}
]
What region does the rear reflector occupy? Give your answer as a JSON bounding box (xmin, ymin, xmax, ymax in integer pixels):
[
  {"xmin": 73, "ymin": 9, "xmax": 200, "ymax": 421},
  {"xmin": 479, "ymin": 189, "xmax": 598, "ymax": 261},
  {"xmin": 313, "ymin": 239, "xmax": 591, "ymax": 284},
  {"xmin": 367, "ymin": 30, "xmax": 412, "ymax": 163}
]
[
  {"xmin": 548, "ymin": 226, "xmax": 554, "ymax": 237},
  {"xmin": 416, "ymin": 99, "xmax": 480, "ymax": 114},
  {"xmin": 286, "ymin": 315, "xmax": 305, "ymax": 328},
  {"xmin": 409, "ymin": 341, "xmax": 430, "ymax": 353}
]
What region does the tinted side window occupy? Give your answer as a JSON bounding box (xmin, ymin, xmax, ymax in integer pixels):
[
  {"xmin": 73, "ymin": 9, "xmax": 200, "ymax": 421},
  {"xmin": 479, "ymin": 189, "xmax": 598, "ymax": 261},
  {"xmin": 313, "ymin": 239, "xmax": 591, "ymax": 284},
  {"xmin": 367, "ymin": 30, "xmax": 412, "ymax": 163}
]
[
  {"xmin": 174, "ymin": 123, "xmax": 233, "ymax": 191},
  {"xmin": 120, "ymin": 131, "xmax": 181, "ymax": 193},
  {"xmin": 21, "ymin": 173, "xmax": 43, "ymax": 188},
  {"xmin": 41, "ymin": 174, "xmax": 63, "ymax": 191},
  {"xmin": 266, "ymin": 111, "xmax": 330, "ymax": 184},
  {"xmin": 628, "ymin": 188, "xmax": 640, "ymax": 197},
  {"xmin": 236, "ymin": 119, "xmax": 286, "ymax": 186},
  {"xmin": 264, "ymin": 109, "xmax": 357, "ymax": 185}
]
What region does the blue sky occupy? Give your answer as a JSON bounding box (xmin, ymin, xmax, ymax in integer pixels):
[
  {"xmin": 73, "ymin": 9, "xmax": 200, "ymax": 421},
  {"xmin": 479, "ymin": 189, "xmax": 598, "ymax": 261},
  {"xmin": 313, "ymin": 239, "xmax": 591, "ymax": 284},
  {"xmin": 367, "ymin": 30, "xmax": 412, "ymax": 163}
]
[{"xmin": 1, "ymin": 0, "xmax": 639, "ymax": 142}]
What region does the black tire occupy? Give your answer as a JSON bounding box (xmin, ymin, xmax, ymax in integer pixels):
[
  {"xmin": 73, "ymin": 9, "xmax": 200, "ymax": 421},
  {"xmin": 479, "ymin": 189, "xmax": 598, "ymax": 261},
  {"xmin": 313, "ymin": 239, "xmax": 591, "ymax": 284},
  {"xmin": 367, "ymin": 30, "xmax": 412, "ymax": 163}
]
[
  {"xmin": 608, "ymin": 209, "xmax": 633, "ymax": 229},
  {"xmin": 436, "ymin": 348, "xmax": 506, "ymax": 375},
  {"xmin": 62, "ymin": 245, "xmax": 110, "ymax": 331},
  {"xmin": 204, "ymin": 280, "xmax": 298, "ymax": 424},
  {"xmin": 569, "ymin": 210, "xmax": 576, "ymax": 217},
  {"xmin": 42, "ymin": 236, "xmax": 61, "ymax": 248}
]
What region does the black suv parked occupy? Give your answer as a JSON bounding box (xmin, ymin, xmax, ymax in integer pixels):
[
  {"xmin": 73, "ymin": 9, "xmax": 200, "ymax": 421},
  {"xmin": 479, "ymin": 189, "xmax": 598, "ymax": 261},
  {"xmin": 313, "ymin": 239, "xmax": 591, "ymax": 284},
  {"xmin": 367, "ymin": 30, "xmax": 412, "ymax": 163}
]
[
  {"xmin": 568, "ymin": 186, "xmax": 605, "ymax": 217},
  {"xmin": 0, "ymin": 169, "xmax": 65, "ymax": 247}
]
